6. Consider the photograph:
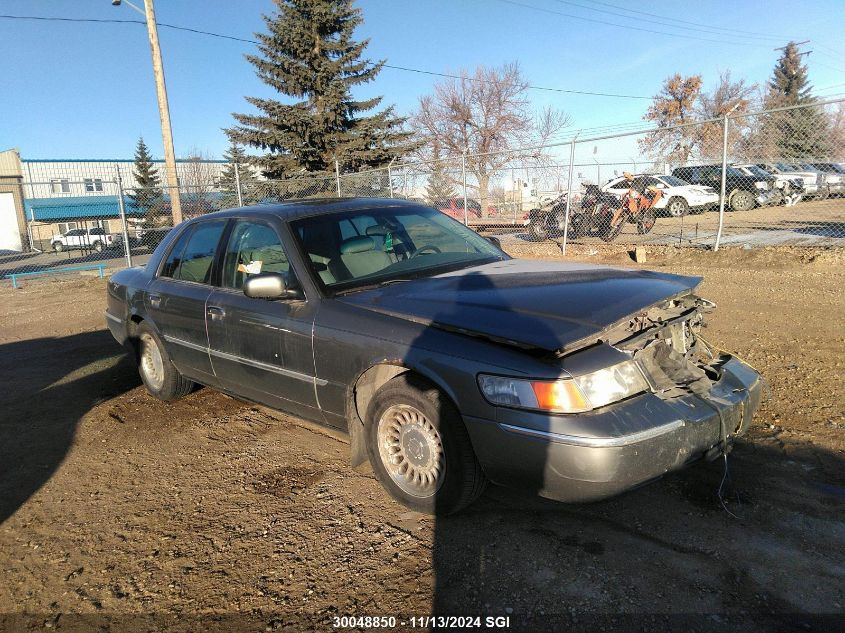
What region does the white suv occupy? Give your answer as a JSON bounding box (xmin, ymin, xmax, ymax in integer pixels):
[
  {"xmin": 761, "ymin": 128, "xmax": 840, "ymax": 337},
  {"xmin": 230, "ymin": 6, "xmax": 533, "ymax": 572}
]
[
  {"xmin": 51, "ymin": 227, "xmax": 115, "ymax": 253},
  {"xmin": 602, "ymin": 174, "xmax": 719, "ymax": 217}
]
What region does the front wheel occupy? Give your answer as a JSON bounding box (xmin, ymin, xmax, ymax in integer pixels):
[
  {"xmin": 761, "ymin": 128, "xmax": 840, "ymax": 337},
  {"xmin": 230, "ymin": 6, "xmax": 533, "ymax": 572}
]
[
  {"xmin": 816, "ymin": 186, "xmax": 830, "ymax": 201},
  {"xmin": 52, "ymin": 241, "xmax": 64, "ymax": 253},
  {"xmin": 92, "ymin": 240, "xmax": 104, "ymax": 252},
  {"xmin": 366, "ymin": 374, "xmax": 487, "ymax": 515},
  {"xmin": 135, "ymin": 322, "xmax": 194, "ymax": 401},
  {"xmin": 729, "ymin": 189, "xmax": 755, "ymax": 212},
  {"xmin": 665, "ymin": 197, "xmax": 689, "ymax": 217}
]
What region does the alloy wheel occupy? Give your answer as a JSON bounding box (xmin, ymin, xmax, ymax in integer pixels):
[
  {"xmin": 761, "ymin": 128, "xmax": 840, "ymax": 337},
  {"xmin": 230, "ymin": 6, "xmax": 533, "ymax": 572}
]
[{"xmin": 376, "ymin": 404, "xmax": 445, "ymax": 498}]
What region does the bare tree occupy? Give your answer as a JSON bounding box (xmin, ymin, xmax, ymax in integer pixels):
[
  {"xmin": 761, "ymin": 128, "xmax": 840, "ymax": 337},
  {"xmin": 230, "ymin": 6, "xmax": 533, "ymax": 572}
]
[
  {"xmin": 413, "ymin": 63, "xmax": 569, "ymax": 216},
  {"xmin": 695, "ymin": 71, "xmax": 757, "ymax": 160},
  {"xmin": 638, "ymin": 74, "xmax": 702, "ymax": 164},
  {"xmin": 179, "ymin": 149, "xmax": 221, "ymax": 218}
]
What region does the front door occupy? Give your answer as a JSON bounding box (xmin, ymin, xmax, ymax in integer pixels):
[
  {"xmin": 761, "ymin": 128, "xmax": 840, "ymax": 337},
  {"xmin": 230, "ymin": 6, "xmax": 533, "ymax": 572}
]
[
  {"xmin": 205, "ymin": 219, "xmax": 321, "ymax": 420},
  {"xmin": 145, "ymin": 220, "xmax": 227, "ymax": 386}
]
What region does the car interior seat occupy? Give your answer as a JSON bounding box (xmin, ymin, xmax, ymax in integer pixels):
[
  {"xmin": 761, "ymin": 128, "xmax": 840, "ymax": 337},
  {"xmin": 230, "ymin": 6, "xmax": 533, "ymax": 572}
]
[{"xmin": 334, "ymin": 235, "xmax": 393, "ymax": 280}]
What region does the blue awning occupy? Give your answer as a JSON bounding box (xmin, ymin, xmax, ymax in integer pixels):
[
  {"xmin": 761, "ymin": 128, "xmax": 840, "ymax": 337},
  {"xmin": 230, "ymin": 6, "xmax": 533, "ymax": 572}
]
[{"xmin": 23, "ymin": 195, "xmax": 145, "ymax": 221}]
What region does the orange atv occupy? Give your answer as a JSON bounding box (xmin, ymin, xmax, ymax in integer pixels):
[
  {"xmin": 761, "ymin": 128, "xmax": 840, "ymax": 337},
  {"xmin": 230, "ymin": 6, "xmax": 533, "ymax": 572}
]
[{"xmin": 597, "ymin": 185, "xmax": 662, "ymax": 242}]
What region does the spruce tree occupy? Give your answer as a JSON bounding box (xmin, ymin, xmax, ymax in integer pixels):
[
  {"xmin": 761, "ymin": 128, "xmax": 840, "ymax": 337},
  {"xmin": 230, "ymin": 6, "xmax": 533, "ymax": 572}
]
[
  {"xmin": 227, "ymin": 0, "xmax": 414, "ymax": 180},
  {"xmin": 762, "ymin": 42, "xmax": 832, "ymax": 161},
  {"xmin": 425, "ymin": 142, "xmax": 456, "ymax": 202},
  {"xmin": 128, "ymin": 137, "xmax": 164, "ymax": 221},
  {"xmin": 219, "ymin": 141, "xmax": 260, "ymax": 206}
]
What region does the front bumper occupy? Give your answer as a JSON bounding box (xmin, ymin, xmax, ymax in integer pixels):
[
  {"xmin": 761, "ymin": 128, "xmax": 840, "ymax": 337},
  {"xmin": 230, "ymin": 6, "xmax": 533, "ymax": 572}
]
[
  {"xmin": 688, "ymin": 193, "xmax": 719, "ymax": 208},
  {"xmin": 464, "ymin": 357, "xmax": 762, "ymax": 503},
  {"xmin": 756, "ymin": 190, "xmax": 780, "ymax": 206}
]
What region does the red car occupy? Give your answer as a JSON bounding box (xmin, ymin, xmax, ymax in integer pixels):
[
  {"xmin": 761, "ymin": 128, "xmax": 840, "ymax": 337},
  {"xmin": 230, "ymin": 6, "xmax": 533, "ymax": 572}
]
[{"xmin": 434, "ymin": 198, "xmax": 497, "ymax": 221}]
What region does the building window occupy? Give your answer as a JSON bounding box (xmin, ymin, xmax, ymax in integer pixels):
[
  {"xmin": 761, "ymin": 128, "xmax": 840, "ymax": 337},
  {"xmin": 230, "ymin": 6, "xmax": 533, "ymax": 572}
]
[
  {"xmin": 83, "ymin": 178, "xmax": 104, "ymax": 193},
  {"xmin": 51, "ymin": 179, "xmax": 70, "ymax": 194}
]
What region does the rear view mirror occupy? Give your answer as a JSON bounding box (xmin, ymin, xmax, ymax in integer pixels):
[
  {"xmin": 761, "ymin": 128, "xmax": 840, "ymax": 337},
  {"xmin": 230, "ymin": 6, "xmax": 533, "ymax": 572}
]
[
  {"xmin": 243, "ymin": 272, "xmax": 300, "ymax": 300},
  {"xmin": 487, "ymin": 236, "xmax": 502, "ymax": 249}
]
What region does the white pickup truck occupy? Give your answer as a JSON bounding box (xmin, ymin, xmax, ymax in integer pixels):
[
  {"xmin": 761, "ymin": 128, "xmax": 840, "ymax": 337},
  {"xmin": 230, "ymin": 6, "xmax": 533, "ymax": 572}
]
[{"xmin": 51, "ymin": 227, "xmax": 115, "ymax": 252}]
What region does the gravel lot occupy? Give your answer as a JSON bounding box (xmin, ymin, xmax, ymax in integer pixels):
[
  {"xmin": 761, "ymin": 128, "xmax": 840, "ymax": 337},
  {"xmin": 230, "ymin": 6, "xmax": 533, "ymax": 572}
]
[{"xmin": 0, "ymin": 244, "xmax": 843, "ymax": 632}]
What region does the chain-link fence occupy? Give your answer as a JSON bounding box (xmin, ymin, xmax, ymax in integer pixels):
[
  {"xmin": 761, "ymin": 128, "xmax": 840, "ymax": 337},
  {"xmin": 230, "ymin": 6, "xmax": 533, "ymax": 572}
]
[{"xmin": 1, "ymin": 98, "xmax": 843, "ymax": 287}]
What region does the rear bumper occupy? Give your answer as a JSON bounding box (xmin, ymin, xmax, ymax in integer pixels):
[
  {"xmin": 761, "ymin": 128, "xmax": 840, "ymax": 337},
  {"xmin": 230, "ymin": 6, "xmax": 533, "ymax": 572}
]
[{"xmin": 464, "ymin": 357, "xmax": 762, "ymax": 503}]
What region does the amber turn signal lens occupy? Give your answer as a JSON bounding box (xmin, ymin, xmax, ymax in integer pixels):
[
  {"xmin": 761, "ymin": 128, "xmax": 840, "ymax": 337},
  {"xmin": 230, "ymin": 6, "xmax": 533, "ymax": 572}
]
[{"xmin": 530, "ymin": 380, "xmax": 589, "ymax": 413}]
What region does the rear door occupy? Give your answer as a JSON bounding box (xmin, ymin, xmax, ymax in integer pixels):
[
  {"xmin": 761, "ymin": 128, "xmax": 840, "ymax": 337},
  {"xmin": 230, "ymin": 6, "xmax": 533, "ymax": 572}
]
[
  {"xmin": 205, "ymin": 219, "xmax": 321, "ymax": 420},
  {"xmin": 144, "ymin": 220, "xmax": 228, "ymax": 386}
]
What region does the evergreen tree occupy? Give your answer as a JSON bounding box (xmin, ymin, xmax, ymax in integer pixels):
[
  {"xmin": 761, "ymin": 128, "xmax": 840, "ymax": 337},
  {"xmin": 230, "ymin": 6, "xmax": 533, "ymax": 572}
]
[
  {"xmin": 219, "ymin": 141, "xmax": 260, "ymax": 206},
  {"xmin": 425, "ymin": 142, "xmax": 456, "ymax": 202},
  {"xmin": 227, "ymin": 0, "xmax": 414, "ymax": 179},
  {"xmin": 128, "ymin": 137, "xmax": 164, "ymax": 221},
  {"xmin": 760, "ymin": 42, "xmax": 831, "ymax": 161}
]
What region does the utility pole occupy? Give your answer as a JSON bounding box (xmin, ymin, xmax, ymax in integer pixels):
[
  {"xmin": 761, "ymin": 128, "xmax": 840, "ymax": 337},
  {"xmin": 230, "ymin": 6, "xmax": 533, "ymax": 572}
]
[{"xmin": 113, "ymin": 0, "xmax": 183, "ymax": 225}]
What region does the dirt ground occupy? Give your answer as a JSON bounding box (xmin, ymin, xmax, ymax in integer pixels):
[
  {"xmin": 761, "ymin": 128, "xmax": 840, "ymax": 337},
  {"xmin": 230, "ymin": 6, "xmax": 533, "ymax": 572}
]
[{"xmin": 0, "ymin": 245, "xmax": 843, "ymax": 632}]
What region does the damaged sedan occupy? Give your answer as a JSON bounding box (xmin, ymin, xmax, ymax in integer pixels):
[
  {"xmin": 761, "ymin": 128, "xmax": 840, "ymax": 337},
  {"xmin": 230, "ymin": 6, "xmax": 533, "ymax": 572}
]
[{"xmin": 105, "ymin": 198, "xmax": 762, "ymax": 514}]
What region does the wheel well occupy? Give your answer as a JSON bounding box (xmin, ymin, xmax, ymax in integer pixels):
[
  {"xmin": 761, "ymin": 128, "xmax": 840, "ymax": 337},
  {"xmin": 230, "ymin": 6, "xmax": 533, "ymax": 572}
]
[
  {"xmin": 127, "ymin": 314, "xmax": 144, "ymax": 339},
  {"xmin": 352, "ymin": 364, "xmax": 410, "ymax": 425}
]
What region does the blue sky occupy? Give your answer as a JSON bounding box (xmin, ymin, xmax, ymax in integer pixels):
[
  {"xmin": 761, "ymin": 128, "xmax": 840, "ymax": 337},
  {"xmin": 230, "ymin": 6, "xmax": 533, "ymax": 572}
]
[{"xmin": 1, "ymin": 0, "xmax": 844, "ymax": 160}]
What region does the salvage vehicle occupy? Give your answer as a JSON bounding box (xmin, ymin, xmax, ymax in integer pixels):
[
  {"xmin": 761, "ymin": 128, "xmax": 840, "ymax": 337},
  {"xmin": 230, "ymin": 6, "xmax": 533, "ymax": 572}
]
[
  {"xmin": 757, "ymin": 163, "xmax": 829, "ymax": 200},
  {"xmin": 105, "ymin": 198, "xmax": 763, "ymax": 514},
  {"xmin": 733, "ymin": 164, "xmax": 804, "ymax": 205},
  {"xmin": 805, "ymin": 163, "xmax": 845, "ymax": 196},
  {"xmin": 672, "ymin": 165, "xmax": 778, "ymax": 211}
]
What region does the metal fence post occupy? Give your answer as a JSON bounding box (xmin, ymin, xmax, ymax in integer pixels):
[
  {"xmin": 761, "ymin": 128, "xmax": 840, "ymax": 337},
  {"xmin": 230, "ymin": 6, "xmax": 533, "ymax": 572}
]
[
  {"xmin": 335, "ymin": 159, "xmax": 342, "ymax": 196},
  {"xmin": 461, "ymin": 150, "xmax": 469, "ymax": 226},
  {"xmin": 561, "ymin": 137, "xmax": 578, "ymax": 255},
  {"xmin": 234, "ymin": 161, "xmax": 243, "ymax": 207},
  {"xmin": 115, "ymin": 172, "xmax": 133, "ymax": 268},
  {"xmin": 387, "ymin": 158, "xmax": 395, "ymax": 198},
  {"xmin": 714, "ymin": 114, "xmax": 730, "ymax": 252}
]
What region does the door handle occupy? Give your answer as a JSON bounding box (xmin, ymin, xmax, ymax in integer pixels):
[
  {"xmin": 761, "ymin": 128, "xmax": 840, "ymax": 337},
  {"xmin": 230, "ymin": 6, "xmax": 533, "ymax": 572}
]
[
  {"xmin": 207, "ymin": 306, "xmax": 225, "ymax": 319},
  {"xmin": 149, "ymin": 294, "xmax": 161, "ymax": 308}
]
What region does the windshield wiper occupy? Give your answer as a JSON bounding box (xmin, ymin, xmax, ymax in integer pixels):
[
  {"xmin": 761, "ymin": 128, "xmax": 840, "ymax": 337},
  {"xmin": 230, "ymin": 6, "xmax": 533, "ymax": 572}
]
[{"xmin": 378, "ymin": 278, "xmax": 412, "ymax": 287}]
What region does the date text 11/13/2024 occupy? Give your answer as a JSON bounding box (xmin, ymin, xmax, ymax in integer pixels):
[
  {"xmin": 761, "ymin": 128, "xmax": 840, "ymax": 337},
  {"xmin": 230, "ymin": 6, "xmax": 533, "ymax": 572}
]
[{"xmin": 332, "ymin": 615, "xmax": 512, "ymax": 628}]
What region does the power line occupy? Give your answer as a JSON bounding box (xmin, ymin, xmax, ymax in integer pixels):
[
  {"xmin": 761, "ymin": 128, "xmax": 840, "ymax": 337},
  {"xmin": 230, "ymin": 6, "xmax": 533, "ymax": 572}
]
[
  {"xmin": 381, "ymin": 64, "xmax": 649, "ymax": 98},
  {"xmin": 493, "ymin": 0, "xmax": 759, "ymax": 47},
  {"xmin": 0, "ymin": 13, "xmax": 650, "ymax": 100},
  {"xmin": 557, "ymin": 0, "xmax": 801, "ymax": 42}
]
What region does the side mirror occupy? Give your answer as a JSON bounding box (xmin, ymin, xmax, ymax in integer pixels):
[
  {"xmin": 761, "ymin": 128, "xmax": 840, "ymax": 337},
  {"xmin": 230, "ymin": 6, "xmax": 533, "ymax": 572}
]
[
  {"xmin": 486, "ymin": 236, "xmax": 502, "ymax": 249},
  {"xmin": 243, "ymin": 272, "xmax": 301, "ymax": 300}
]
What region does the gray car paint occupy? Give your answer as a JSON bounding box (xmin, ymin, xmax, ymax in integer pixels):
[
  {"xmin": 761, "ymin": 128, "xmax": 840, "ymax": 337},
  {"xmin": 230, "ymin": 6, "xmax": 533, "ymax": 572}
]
[{"xmin": 105, "ymin": 199, "xmax": 762, "ymax": 503}]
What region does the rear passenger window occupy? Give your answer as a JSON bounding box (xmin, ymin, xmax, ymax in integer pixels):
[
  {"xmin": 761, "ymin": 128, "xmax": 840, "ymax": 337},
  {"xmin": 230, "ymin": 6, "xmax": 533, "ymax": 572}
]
[
  {"xmin": 222, "ymin": 221, "xmax": 289, "ymax": 290},
  {"xmin": 160, "ymin": 221, "xmax": 226, "ymax": 283}
]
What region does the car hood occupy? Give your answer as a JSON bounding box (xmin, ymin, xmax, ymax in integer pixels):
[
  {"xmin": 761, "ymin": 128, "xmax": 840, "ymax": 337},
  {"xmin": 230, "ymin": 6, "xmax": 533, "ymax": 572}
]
[{"xmin": 338, "ymin": 259, "xmax": 702, "ymax": 353}]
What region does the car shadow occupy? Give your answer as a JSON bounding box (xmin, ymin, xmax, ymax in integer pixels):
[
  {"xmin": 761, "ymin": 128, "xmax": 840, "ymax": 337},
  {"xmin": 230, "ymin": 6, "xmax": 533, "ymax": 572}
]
[
  {"xmin": 429, "ymin": 435, "xmax": 845, "ymax": 631},
  {"xmin": 0, "ymin": 330, "xmax": 140, "ymax": 524},
  {"xmin": 412, "ymin": 271, "xmax": 845, "ymax": 631}
]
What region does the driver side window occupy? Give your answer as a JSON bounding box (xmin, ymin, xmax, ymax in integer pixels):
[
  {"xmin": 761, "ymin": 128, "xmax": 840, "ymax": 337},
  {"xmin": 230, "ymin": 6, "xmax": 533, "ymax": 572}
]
[{"xmin": 222, "ymin": 221, "xmax": 290, "ymax": 290}]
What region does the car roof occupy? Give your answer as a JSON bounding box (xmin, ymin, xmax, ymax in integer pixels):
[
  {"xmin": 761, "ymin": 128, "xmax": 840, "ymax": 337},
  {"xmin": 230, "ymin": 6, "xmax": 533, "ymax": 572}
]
[{"xmin": 189, "ymin": 197, "xmax": 428, "ymax": 224}]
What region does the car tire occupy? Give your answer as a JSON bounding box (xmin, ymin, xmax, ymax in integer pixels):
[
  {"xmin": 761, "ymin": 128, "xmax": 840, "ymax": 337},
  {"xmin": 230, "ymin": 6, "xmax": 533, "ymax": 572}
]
[
  {"xmin": 816, "ymin": 186, "xmax": 830, "ymax": 201},
  {"xmin": 135, "ymin": 322, "xmax": 194, "ymax": 401},
  {"xmin": 93, "ymin": 240, "xmax": 104, "ymax": 252},
  {"xmin": 729, "ymin": 189, "xmax": 755, "ymax": 212},
  {"xmin": 666, "ymin": 196, "xmax": 689, "ymax": 217},
  {"xmin": 365, "ymin": 374, "xmax": 487, "ymax": 515},
  {"xmin": 52, "ymin": 241, "xmax": 64, "ymax": 253}
]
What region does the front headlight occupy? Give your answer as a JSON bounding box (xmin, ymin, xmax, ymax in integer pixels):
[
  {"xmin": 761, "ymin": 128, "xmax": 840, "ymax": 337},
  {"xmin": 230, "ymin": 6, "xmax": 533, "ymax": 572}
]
[{"xmin": 478, "ymin": 361, "xmax": 649, "ymax": 413}]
